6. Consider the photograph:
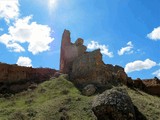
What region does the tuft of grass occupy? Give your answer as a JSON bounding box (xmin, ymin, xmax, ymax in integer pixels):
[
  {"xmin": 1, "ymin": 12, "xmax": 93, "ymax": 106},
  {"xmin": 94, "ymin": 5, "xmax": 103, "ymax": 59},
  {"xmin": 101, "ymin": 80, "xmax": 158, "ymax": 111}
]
[{"xmin": 0, "ymin": 75, "xmax": 96, "ymax": 120}]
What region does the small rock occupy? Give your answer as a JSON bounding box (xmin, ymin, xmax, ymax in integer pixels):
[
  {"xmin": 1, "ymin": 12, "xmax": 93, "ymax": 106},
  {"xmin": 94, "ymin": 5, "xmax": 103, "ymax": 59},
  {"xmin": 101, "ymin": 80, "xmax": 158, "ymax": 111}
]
[
  {"xmin": 82, "ymin": 84, "xmax": 96, "ymax": 96},
  {"xmin": 60, "ymin": 111, "xmax": 69, "ymax": 120},
  {"xmin": 59, "ymin": 107, "xmax": 68, "ymax": 112},
  {"xmin": 28, "ymin": 83, "xmax": 37, "ymax": 90},
  {"xmin": 49, "ymin": 77, "xmax": 56, "ymax": 80},
  {"xmin": 54, "ymin": 72, "xmax": 62, "ymax": 78}
]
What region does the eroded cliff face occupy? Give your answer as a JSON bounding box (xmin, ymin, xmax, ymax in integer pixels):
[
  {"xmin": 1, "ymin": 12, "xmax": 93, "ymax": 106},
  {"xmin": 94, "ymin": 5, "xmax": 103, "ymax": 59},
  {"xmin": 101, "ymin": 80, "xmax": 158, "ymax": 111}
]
[
  {"xmin": 60, "ymin": 29, "xmax": 131, "ymax": 88},
  {"xmin": 71, "ymin": 49, "xmax": 130, "ymax": 87},
  {"xmin": 0, "ymin": 63, "xmax": 56, "ymax": 93},
  {"xmin": 133, "ymin": 77, "xmax": 160, "ymax": 96}
]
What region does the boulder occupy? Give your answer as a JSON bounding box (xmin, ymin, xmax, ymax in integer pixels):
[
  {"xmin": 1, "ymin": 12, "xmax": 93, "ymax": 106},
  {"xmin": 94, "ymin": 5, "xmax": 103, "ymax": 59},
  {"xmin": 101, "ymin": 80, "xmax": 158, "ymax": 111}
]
[
  {"xmin": 82, "ymin": 84, "xmax": 96, "ymax": 96},
  {"xmin": 92, "ymin": 88, "xmax": 136, "ymax": 120}
]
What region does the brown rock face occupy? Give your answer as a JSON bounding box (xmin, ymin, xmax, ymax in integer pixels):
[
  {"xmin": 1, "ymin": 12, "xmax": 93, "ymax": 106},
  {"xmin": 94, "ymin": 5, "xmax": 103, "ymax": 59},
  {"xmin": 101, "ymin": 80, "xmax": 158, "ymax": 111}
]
[
  {"xmin": 71, "ymin": 49, "xmax": 128, "ymax": 87},
  {"xmin": 60, "ymin": 30, "xmax": 86, "ymax": 74},
  {"xmin": 70, "ymin": 49, "xmax": 129, "ymax": 87},
  {"xmin": 133, "ymin": 78, "xmax": 146, "ymax": 90},
  {"xmin": 142, "ymin": 77, "xmax": 160, "ymax": 96},
  {"xmin": 0, "ymin": 62, "xmax": 56, "ymax": 93},
  {"xmin": 60, "ymin": 29, "xmax": 130, "ymax": 88},
  {"xmin": 133, "ymin": 77, "xmax": 160, "ymax": 97}
]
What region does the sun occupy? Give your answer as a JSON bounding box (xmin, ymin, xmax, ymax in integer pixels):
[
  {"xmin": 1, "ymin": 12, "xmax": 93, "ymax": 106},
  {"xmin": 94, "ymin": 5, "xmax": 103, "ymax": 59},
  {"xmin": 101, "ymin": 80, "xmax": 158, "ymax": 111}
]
[{"xmin": 48, "ymin": 0, "xmax": 58, "ymax": 10}]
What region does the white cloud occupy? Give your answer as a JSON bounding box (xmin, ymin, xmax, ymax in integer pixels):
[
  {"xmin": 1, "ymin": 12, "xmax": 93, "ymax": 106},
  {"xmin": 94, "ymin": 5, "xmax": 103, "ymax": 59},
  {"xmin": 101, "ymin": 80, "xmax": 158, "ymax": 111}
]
[
  {"xmin": 87, "ymin": 41, "xmax": 113, "ymax": 57},
  {"xmin": 118, "ymin": 41, "xmax": 133, "ymax": 56},
  {"xmin": 16, "ymin": 56, "xmax": 32, "ymax": 67},
  {"xmin": 0, "ymin": 0, "xmax": 19, "ymax": 23},
  {"xmin": 7, "ymin": 42, "xmax": 25, "ymax": 52},
  {"xmin": 152, "ymin": 69, "xmax": 160, "ymax": 79},
  {"xmin": 0, "ymin": 34, "xmax": 25, "ymax": 52},
  {"xmin": 125, "ymin": 59, "xmax": 156, "ymax": 73},
  {"xmin": 147, "ymin": 26, "xmax": 160, "ymax": 40},
  {"xmin": 0, "ymin": 16, "xmax": 54, "ymax": 54}
]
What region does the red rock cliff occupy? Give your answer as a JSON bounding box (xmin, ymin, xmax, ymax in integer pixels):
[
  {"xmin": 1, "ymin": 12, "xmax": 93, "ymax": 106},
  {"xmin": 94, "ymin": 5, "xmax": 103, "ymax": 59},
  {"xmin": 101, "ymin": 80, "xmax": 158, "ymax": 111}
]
[{"xmin": 0, "ymin": 62, "xmax": 56, "ymax": 93}]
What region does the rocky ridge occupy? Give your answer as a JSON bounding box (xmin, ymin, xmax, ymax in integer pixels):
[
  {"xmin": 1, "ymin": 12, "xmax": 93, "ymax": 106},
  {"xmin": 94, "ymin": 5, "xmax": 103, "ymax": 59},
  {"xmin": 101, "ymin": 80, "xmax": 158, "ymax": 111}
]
[
  {"xmin": 133, "ymin": 77, "xmax": 160, "ymax": 96},
  {"xmin": 60, "ymin": 30, "xmax": 132, "ymax": 90},
  {"xmin": 0, "ymin": 62, "xmax": 56, "ymax": 93}
]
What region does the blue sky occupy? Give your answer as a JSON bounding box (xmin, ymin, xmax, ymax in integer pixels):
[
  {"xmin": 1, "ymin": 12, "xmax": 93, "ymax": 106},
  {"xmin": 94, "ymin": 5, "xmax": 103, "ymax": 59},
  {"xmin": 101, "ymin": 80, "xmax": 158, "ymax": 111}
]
[{"xmin": 0, "ymin": 0, "xmax": 160, "ymax": 79}]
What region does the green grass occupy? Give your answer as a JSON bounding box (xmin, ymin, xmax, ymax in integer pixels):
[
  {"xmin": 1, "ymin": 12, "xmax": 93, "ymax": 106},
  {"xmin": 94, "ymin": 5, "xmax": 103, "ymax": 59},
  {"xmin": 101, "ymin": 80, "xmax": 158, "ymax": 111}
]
[
  {"xmin": 0, "ymin": 75, "xmax": 96, "ymax": 120},
  {"xmin": 126, "ymin": 86, "xmax": 160, "ymax": 120},
  {"xmin": 0, "ymin": 75, "xmax": 160, "ymax": 120}
]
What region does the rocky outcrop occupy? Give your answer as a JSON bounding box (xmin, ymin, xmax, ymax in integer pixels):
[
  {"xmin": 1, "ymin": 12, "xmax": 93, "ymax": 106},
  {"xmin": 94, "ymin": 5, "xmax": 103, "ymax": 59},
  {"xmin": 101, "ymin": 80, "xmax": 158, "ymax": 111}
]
[
  {"xmin": 133, "ymin": 77, "xmax": 160, "ymax": 97},
  {"xmin": 142, "ymin": 77, "xmax": 160, "ymax": 96},
  {"xmin": 60, "ymin": 30, "xmax": 86, "ymax": 74},
  {"xmin": 60, "ymin": 30, "xmax": 131, "ymax": 89},
  {"xmin": 133, "ymin": 78, "xmax": 146, "ymax": 90},
  {"xmin": 70, "ymin": 49, "xmax": 129, "ymax": 86},
  {"xmin": 92, "ymin": 87, "xmax": 136, "ymax": 120},
  {"xmin": 0, "ymin": 62, "xmax": 56, "ymax": 93}
]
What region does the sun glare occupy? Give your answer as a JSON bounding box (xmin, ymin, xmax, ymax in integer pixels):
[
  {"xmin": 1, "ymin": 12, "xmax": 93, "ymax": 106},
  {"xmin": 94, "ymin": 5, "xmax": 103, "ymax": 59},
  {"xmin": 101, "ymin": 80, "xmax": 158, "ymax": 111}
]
[{"xmin": 48, "ymin": 0, "xmax": 58, "ymax": 10}]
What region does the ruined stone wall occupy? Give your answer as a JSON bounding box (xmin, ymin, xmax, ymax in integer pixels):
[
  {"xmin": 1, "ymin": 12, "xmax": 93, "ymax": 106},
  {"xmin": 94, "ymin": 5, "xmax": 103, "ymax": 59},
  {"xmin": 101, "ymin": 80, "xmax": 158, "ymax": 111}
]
[
  {"xmin": 60, "ymin": 30, "xmax": 87, "ymax": 74},
  {"xmin": 60, "ymin": 30, "xmax": 130, "ymax": 87}
]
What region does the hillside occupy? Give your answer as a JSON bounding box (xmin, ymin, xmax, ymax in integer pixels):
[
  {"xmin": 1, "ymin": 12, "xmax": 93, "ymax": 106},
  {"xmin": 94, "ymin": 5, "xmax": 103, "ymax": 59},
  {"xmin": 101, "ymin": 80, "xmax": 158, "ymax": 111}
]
[
  {"xmin": 0, "ymin": 75, "xmax": 160, "ymax": 120},
  {"xmin": 0, "ymin": 75, "xmax": 96, "ymax": 120}
]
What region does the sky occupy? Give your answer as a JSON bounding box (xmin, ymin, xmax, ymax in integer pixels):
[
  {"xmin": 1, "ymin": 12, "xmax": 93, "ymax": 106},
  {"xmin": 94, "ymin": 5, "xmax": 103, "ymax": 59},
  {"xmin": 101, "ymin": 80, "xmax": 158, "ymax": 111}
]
[{"xmin": 0, "ymin": 0, "xmax": 160, "ymax": 79}]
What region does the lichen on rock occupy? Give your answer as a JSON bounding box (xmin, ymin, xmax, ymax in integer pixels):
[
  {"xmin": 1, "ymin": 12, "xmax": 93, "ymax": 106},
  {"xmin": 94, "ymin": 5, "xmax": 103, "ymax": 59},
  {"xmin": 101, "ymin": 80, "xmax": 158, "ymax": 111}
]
[{"xmin": 92, "ymin": 87, "xmax": 136, "ymax": 120}]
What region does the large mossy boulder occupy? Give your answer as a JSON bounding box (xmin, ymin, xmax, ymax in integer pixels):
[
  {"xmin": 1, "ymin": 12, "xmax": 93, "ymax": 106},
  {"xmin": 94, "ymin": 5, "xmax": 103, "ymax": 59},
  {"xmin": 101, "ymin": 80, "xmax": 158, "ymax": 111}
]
[{"xmin": 92, "ymin": 87, "xmax": 136, "ymax": 120}]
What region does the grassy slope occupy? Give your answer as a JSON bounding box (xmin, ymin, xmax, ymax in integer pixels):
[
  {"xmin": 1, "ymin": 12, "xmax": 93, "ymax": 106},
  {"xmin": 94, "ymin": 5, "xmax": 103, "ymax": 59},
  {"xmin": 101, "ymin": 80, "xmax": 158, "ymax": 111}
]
[
  {"xmin": 0, "ymin": 75, "xmax": 96, "ymax": 120},
  {"xmin": 0, "ymin": 75, "xmax": 160, "ymax": 120},
  {"xmin": 126, "ymin": 87, "xmax": 160, "ymax": 120}
]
